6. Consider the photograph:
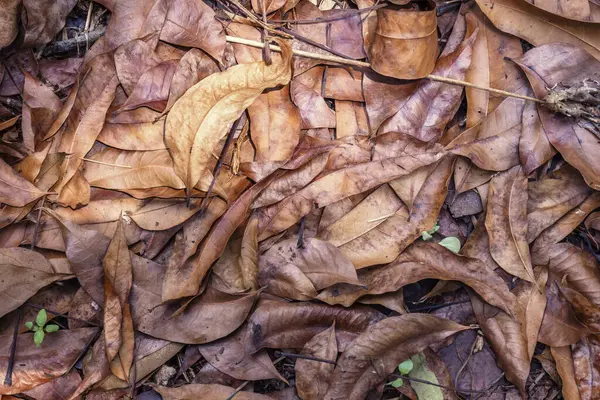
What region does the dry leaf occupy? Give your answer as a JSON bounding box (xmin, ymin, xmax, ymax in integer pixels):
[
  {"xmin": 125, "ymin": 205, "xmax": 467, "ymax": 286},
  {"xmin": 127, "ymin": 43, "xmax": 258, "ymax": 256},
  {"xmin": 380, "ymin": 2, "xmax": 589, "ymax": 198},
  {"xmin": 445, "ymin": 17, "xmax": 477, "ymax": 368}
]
[
  {"xmin": 155, "ymin": 384, "xmax": 272, "ymax": 399},
  {"xmin": 296, "ymin": 322, "xmax": 337, "ymax": 400}
]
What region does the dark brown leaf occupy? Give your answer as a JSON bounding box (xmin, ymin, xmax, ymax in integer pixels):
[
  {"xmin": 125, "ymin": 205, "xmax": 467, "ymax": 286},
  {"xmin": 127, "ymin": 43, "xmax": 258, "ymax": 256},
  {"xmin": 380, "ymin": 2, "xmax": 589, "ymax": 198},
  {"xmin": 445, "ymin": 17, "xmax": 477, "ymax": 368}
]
[{"xmin": 296, "ymin": 322, "xmax": 337, "ymax": 400}]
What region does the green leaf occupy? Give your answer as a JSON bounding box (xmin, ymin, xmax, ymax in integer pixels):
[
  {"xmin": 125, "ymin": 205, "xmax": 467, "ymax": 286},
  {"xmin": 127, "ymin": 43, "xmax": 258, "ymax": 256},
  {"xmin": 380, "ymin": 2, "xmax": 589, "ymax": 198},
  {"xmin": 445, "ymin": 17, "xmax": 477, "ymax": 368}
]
[
  {"xmin": 34, "ymin": 329, "xmax": 45, "ymax": 346},
  {"xmin": 45, "ymin": 324, "xmax": 59, "ymax": 333},
  {"xmin": 409, "ymin": 353, "xmax": 444, "ymax": 400},
  {"xmin": 420, "ymin": 223, "xmax": 440, "ymax": 241},
  {"xmin": 36, "ymin": 309, "xmax": 47, "ymax": 327},
  {"xmin": 438, "ymin": 237, "xmax": 461, "ymax": 254},
  {"xmin": 32, "ymin": 325, "xmax": 39, "ymax": 331},
  {"xmin": 390, "ymin": 378, "xmax": 404, "ymax": 388},
  {"xmin": 25, "ymin": 321, "xmax": 33, "ymax": 330},
  {"xmin": 398, "ymin": 359, "xmax": 414, "ymax": 375}
]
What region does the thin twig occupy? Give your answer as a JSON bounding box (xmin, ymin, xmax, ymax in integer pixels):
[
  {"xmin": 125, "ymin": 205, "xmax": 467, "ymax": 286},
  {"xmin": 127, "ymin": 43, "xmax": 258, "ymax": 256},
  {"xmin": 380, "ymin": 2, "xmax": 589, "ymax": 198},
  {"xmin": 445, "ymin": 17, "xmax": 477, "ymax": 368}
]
[
  {"xmin": 26, "ymin": 303, "xmax": 101, "ymax": 327},
  {"xmin": 3, "ymin": 308, "xmax": 22, "ymax": 387},
  {"xmin": 225, "ymin": 356, "xmax": 286, "ymax": 400},
  {"xmin": 297, "ymin": 216, "xmax": 306, "ymax": 249},
  {"xmin": 275, "ymin": 351, "xmax": 336, "ymax": 364},
  {"xmin": 407, "ymin": 299, "xmax": 470, "ymax": 312},
  {"xmin": 279, "ymin": 27, "xmax": 355, "ymax": 60},
  {"xmin": 224, "ymin": 35, "xmax": 544, "ymax": 103},
  {"xmin": 269, "ymin": 3, "xmax": 387, "ymax": 24},
  {"xmin": 196, "ymin": 117, "xmax": 245, "ymax": 211},
  {"xmin": 225, "ymin": 0, "xmax": 293, "ymax": 39}
]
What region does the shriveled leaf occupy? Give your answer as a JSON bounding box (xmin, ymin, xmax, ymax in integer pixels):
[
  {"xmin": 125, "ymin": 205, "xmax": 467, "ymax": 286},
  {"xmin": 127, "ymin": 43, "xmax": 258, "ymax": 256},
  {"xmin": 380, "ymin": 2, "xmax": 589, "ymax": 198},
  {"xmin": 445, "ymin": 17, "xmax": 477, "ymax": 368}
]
[
  {"xmin": 259, "ymin": 238, "xmax": 361, "ymax": 300},
  {"xmin": 477, "ymin": 0, "xmax": 600, "ymax": 60},
  {"xmin": 0, "ymin": 157, "xmax": 46, "ymax": 207},
  {"xmin": 319, "ymin": 241, "xmax": 516, "ymax": 315},
  {"xmin": 515, "ymin": 43, "xmax": 600, "ymax": 189},
  {"xmin": 257, "ymin": 133, "xmax": 445, "ymax": 240},
  {"xmin": 103, "ymin": 219, "xmax": 134, "ymax": 380},
  {"xmin": 296, "ymin": 322, "xmax": 337, "ymax": 400},
  {"xmin": 324, "ymin": 314, "xmax": 469, "ymax": 400},
  {"xmin": 486, "ymin": 166, "xmax": 536, "ymax": 283},
  {"xmin": 0, "ymin": 328, "xmax": 98, "ymax": 395},
  {"xmin": 0, "ymin": 248, "xmax": 69, "ymax": 319},
  {"xmin": 118, "ymin": 60, "xmax": 178, "ymax": 112},
  {"xmin": 155, "ymin": 384, "xmax": 272, "ymax": 399},
  {"xmin": 368, "ymin": 5, "xmax": 437, "ymax": 79},
  {"xmin": 165, "ymin": 40, "xmax": 292, "ymax": 195}
]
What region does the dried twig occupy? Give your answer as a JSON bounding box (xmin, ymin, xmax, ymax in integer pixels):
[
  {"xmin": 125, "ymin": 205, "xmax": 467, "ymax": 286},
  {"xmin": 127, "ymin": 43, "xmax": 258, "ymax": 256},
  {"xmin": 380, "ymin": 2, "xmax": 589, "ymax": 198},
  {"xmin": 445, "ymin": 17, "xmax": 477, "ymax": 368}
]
[
  {"xmin": 297, "ymin": 216, "xmax": 306, "ymax": 249},
  {"xmin": 390, "ymin": 373, "xmax": 488, "ymax": 394},
  {"xmin": 3, "ymin": 308, "xmax": 22, "ymax": 386},
  {"xmin": 41, "ymin": 27, "xmax": 105, "ymax": 57},
  {"xmin": 224, "ymin": 35, "xmax": 543, "ymax": 103},
  {"xmin": 275, "ymin": 350, "xmax": 336, "ymax": 364}
]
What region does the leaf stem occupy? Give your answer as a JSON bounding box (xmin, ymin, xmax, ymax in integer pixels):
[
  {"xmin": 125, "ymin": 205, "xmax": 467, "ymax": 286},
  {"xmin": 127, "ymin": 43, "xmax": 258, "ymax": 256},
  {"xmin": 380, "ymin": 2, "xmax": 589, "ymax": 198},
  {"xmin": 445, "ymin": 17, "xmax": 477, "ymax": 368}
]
[
  {"xmin": 224, "ymin": 35, "xmax": 543, "ymax": 103},
  {"xmin": 3, "ymin": 308, "xmax": 22, "ymax": 386},
  {"xmin": 275, "ymin": 350, "xmax": 336, "ymax": 364}
]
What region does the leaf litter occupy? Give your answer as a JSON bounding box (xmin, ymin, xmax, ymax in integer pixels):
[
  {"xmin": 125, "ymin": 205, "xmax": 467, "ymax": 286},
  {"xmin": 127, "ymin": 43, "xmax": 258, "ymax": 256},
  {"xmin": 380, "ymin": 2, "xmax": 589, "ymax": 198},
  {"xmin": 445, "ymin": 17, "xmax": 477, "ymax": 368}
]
[{"xmin": 1, "ymin": 0, "xmax": 600, "ymax": 399}]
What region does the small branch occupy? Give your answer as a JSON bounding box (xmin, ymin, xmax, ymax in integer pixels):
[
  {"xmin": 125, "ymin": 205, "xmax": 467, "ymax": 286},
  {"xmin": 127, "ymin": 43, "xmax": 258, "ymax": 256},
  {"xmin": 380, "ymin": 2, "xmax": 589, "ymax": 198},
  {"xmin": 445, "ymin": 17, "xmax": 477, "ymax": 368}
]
[
  {"xmin": 3, "ymin": 308, "xmax": 22, "ymax": 387},
  {"xmin": 41, "ymin": 27, "xmax": 105, "ymax": 57},
  {"xmin": 275, "ymin": 351, "xmax": 336, "ymax": 364},
  {"xmin": 269, "ymin": 4, "xmax": 387, "ymax": 24},
  {"xmin": 297, "ymin": 216, "xmax": 306, "ymax": 249},
  {"xmin": 196, "ymin": 117, "xmax": 245, "ymax": 212},
  {"xmin": 224, "ymin": 35, "xmax": 543, "ymax": 103},
  {"xmin": 225, "ymin": 0, "xmax": 293, "ymax": 39},
  {"xmin": 390, "ymin": 374, "xmax": 488, "ymax": 394},
  {"xmin": 279, "ymin": 27, "xmax": 355, "ymax": 60},
  {"xmin": 407, "ymin": 299, "xmax": 470, "ymax": 312}
]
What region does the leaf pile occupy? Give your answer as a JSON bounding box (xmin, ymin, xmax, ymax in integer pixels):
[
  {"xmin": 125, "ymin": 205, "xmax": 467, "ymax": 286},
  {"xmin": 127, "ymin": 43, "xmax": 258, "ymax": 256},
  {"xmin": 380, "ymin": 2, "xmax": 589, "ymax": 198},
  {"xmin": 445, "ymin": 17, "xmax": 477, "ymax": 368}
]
[{"xmin": 0, "ymin": 0, "xmax": 599, "ymax": 399}]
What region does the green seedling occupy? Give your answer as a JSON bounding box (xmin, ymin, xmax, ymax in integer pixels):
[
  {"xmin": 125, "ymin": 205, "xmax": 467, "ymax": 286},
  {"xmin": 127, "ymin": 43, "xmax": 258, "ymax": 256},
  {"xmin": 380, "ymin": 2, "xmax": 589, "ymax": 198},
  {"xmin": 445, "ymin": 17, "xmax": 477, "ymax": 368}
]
[
  {"xmin": 389, "ymin": 358, "xmax": 414, "ymax": 388},
  {"xmin": 420, "ymin": 222, "xmax": 439, "ymax": 241},
  {"xmin": 438, "ymin": 236, "xmax": 461, "ymax": 253},
  {"xmin": 25, "ymin": 309, "xmax": 59, "ymax": 346}
]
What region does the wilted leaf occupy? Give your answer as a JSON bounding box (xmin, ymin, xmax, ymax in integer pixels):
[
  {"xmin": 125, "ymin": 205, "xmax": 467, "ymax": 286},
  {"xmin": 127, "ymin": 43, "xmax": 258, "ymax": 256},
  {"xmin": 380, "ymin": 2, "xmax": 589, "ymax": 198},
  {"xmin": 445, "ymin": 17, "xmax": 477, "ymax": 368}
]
[
  {"xmin": 0, "ymin": 157, "xmax": 46, "ymax": 207},
  {"xmin": 296, "ymin": 322, "xmax": 337, "ymax": 400},
  {"xmin": 572, "ymin": 336, "xmax": 600, "ymax": 400},
  {"xmin": 0, "ymin": 328, "xmax": 98, "ymax": 395},
  {"xmin": 319, "ymin": 241, "xmax": 517, "ymax": 314},
  {"xmin": 0, "ymin": 248, "xmax": 69, "ymax": 319},
  {"xmin": 118, "ymin": 60, "xmax": 178, "ymax": 112},
  {"xmin": 368, "ymin": 4, "xmax": 438, "ymax": 79},
  {"xmin": 477, "ymin": 0, "xmax": 600, "ymax": 60},
  {"xmin": 551, "ymin": 346, "xmax": 581, "ymax": 400},
  {"xmin": 291, "ymin": 80, "xmax": 336, "ymax": 129},
  {"xmin": 324, "ymin": 314, "xmax": 468, "ymax": 400},
  {"xmin": 486, "ymin": 166, "xmax": 536, "ymax": 283},
  {"xmin": 22, "ymin": 0, "xmax": 78, "ymax": 47},
  {"xmin": 155, "ymin": 384, "xmax": 272, "ymax": 399},
  {"xmin": 259, "ymin": 238, "xmax": 361, "ymax": 300},
  {"xmin": 165, "ymin": 40, "xmax": 292, "ymax": 196},
  {"xmin": 103, "ymin": 219, "xmax": 134, "ymax": 380}
]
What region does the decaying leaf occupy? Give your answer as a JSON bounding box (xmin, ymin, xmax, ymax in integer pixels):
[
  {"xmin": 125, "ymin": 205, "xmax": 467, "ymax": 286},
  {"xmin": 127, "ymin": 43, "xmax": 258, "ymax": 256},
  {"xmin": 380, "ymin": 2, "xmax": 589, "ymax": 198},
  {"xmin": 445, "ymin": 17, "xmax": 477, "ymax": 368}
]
[{"xmin": 296, "ymin": 322, "xmax": 337, "ymax": 400}]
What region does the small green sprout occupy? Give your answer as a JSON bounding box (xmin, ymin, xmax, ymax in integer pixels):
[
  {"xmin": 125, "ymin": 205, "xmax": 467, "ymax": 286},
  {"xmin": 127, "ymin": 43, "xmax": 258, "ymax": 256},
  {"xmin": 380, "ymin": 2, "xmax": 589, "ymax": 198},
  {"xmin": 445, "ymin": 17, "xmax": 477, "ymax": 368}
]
[
  {"xmin": 421, "ymin": 222, "xmax": 439, "ymax": 241},
  {"xmin": 389, "ymin": 359, "xmax": 414, "ymax": 388},
  {"xmin": 438, "ymin": 237, "xmax": 461, "ymax": 253},
  {"xmin": 25, "ymin": 309, "xmax": 59, "ymax": 346}
]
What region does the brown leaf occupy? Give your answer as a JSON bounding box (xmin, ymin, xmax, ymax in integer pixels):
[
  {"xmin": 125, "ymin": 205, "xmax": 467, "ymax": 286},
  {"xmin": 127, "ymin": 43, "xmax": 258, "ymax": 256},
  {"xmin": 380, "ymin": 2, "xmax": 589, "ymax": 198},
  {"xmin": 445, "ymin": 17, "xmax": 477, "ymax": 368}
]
[
  {"xmin": 97, "ymin": 121, "xmax": 167, "ymax": 151},
  {"xmin": 259, "ymin": 238, "xmax": 361, "ymax": 300},
  {"xmin": 240, "ymin": 214, "xmax": 259, "ymax": 291},
  {"xmin": 38, "ymin": 57, "xmax": 83, "ymax": 90},
  {"xmin": 296, "ymin": 322, "xmax": 337, "ymax": 400},
  {"xmin": 337, "ymin": 155, "xmax": 453, "ymax": 268},
  {"xmin": 294, "ymin": 66, "xmax": 364, "ymax": 102},
  {"xmin": 448, "ymin": 96, "xmax": 524, "ymax": 171},
  {"xmin": 22, "ymin": 72, "xmax": 62, "ymax": 153},
  {"xmin": 291, "ymin": 80, "xmax": 336, "ymax": 129},
  {"xmin": 165, "ymin": 40, "xmax": 292, "ymax": 195},
  {"xmin": 318, "ymin": 184, "xmax": 404, "ymax": 247},
  {"xmin": 118, "ymin": 60, "xmax": 178, "ymax": 112},
  {"xmin": 164, "ymin": 48, "xmax": 220, "ymax": 113},
  {"xmin": 464, "ymin": 7, "xmax": 525, "ymax": 127},
  {"xmin": 23, "ymin": 369, "xmax": 82, "ymax": 400},
  {"xmin": 323, "ymin": 314, "xmax": 469, "ymax": 400},
  {"xmin": 0, "ymin": 0, "xmax": 19, "ymax": 49},
  {"xmin": 319, "ymin": 241, "xmax": 517, "ymax": 315},
  {"xmin": 252, "ymin": 0, "xmax": 287, "ymax": 14},
  {"xmin": 162, "ymin": 172, "xmax": 284, "ymax": 301},
  {"xmin": 0, "ymin": 247, "xmax": 69, "ymax": 318},
  {"xmin": 160, "ymin": 0, "xmax": 225, "ymax": 62},
  {"xmin": 244, "ymin": 298, "xmax": 385, "ymax": 354},
  {"xmin": 54, "ymin": 53, "xmax": 119, "ymax": 206},
  {"xmin": 519, "ymin": 98, "xmax": 556, "ymax": 175},
  {"xmin": 155, "ymin": 384, "xmax": 272, "ymax": 399},
  {"xmin": 257, "ymin": 133, "xmax": 445, "ymax": 240},
  {"xmin": 531, "ymin": 192, "xmax": 600, "ymax": 265},
  {"xmin": 45, "ymin": 209, "xmax": 111, "ymax": 304},
  {"xmin": 335, "ymin": 100, "xmax": 370, "ymax": 137},
  {"xmin": 0, "ymin": 157, "xmax": 46, "ymax": 207},
  {"xmin": 527, "ymin": 167, "xmax": 591, "ymax": 243},
  {"xmin": 376, "ymin": 20, "xmax": 476, "ymax": 140},
  {"xmin": 551, "ymin": 346, "xmax": 581, "ymax": 400},
  {"xmin": 114, "ymin": 36, "xmax": 163, "ymax": 95},
  {"xmin": 83, "ymin": 148, "xmax": 216, "ymax": 196},
  {"xmin": 368, "ymin": 4, "xmax": 438, "ymax": 79},
  {"xmin": 0, "ymin": 328, "xmax": 98, "ymax": 395},
  {"xmin": 572, "ymin": 336, "xmax": 600, "ymax": 400},
  {"xmin": 515, "ymin": 44, "xmax": 600, "ymax": 190},
  {"xmin": 585, "ymin": 211, "xmax": 600, "ymax": 231},
  {"xmin": 131, "ymin": 253, "xmax": 257, "ymax": 344},
  {"xmin": 523, "ymin": 0, "xmax": 600, "ymax": 21},
  {"xmin": 53, "ymin": 199, "xmax": 144, "ymax": 225},
  {"xmin": 103, "ymin": 219, "xmax": 134, "ymax": 380},
  {"xmin": 476, "ymin": 0, "xmax": 600, "ymax": 60},
  {"xmin": 22, "ymin": 0, "xmax": 77, "ymax": 47},
  {"xmin": 486, "ymin": 166, "xmax": 536, "ymax": 283}
]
